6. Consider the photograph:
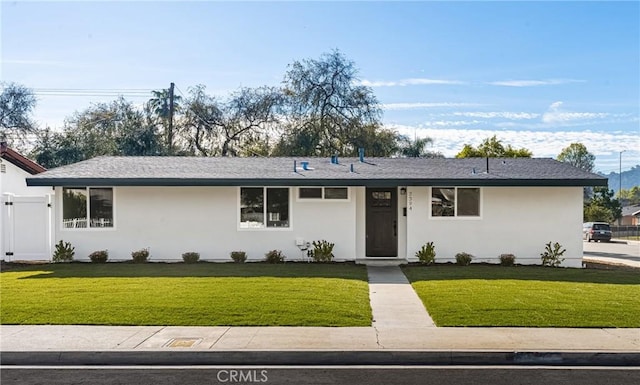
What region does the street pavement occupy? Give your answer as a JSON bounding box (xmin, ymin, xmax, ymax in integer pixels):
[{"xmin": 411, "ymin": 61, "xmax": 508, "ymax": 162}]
[{"xmin": 583, "ymin": 239, "xmax": 640, "ymax": 267}]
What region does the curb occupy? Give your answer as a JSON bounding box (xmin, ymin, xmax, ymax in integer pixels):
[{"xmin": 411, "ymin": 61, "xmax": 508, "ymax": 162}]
[{"xmin": 2, "ymin": 350, "xmax": 639, "ymax": 366}]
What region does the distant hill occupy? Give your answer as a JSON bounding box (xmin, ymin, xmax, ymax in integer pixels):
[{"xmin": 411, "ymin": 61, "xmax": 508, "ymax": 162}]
[{"xmin": 600, "ymin": 165, "xmax": 640, "ymax": 193}]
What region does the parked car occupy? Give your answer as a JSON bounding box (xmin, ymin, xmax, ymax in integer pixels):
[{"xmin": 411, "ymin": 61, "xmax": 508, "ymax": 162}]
[{"xmin": 583, "ymin": 222, "xmax": 612, "ymax": 242}]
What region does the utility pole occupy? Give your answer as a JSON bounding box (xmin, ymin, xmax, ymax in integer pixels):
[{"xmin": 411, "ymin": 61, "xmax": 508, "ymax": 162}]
[{"xmin": 168, "ymin": 82, "xmax": 175, "ymax": 154}]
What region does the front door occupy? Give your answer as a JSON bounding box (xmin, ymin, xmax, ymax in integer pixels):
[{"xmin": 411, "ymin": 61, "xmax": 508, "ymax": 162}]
[{"xmin": 366, "ymin": 188, "xmax": 398, "ymax": 257}]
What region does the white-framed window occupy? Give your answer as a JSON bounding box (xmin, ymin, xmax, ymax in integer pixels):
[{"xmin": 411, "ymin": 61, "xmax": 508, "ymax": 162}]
[
  {"xmin": 62, "ymin": 187, "xmax": 114, "ymax": 229},
  {"xmin": 297, "ymin": 187, "xmax": 349, "ymax": 201},
  {"xmin": 239, "ymin": 187, "xmax": 290, "ymax": 229},
  {"xmin": 430, "ymin": 187, "xmax": 481, "ymax": 218}
]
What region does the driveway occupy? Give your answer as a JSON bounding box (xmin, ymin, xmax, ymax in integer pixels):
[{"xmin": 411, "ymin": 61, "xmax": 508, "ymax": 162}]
[{"xmin": 583, "ymin": 239, "xmax": 640, "ymax": 263}]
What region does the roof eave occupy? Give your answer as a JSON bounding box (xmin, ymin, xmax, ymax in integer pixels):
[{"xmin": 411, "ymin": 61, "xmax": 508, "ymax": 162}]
[{"xmin": 26, "ymin": 177, "xmax": 609, "ymax": 188}]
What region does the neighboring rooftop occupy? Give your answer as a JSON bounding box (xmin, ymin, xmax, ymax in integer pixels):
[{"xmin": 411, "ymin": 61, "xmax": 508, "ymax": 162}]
[
  {"xmin": 0, "ymin": 141, "xmax": 47, "ymax": 175},
  {"xmin": 26, "ymin": 156, "xmax": 608, "ymax": 187},
  {"xmin": 622, "ymin": 205, "xmax": 640, "ymax": 217}
]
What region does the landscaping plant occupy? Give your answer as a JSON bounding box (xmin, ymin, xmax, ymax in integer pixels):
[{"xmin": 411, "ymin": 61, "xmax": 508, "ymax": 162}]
[
  {"xmin": 499, "ymin": 253, "xmax": 516, "ymax": 267},
  {"xmin": 131, "ymin": 248, "xmax": 150, "ymax": 263},
  {"xmin": 264, "ymin": 249, "xmax": 285, "ymax": 263},
  {"xmin": 52, "ymin": 240, "xmax": 74, "ymax": 263},
  {"xmin": 455, "ymin": 252, "xmax": 473, "ymax": 266},
  {"xmin": 415, "ymin": 242, "xmax": 436, "ymax": 265},
  {"xmin": 540, "ymin": 241, "xmax": 566, "ymax": 267},
  {"xmin": 309, "ymin": 240, "xmax": 335, "ymax": 262},
  {"xmin": 230, "ymin": 251, "xmax": 247, "ymax": 263},
  {"xmin": 88, "ymin": 250, "xmax": 108, "ymax": 263},
  {"xmin": 182, "ymin": 252, "xmax": 200, "ymax": 264}
]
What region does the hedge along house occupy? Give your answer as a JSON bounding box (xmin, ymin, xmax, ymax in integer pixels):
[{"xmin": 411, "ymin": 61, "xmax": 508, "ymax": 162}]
[{"xmin": 26, "ymin": 155, "xmax": 607, "ymax": 267}]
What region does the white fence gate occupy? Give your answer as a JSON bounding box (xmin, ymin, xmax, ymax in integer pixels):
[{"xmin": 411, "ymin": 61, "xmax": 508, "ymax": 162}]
[{"xmin": 2, "ymin": 194, "xmax": 52, "ymax": 261}]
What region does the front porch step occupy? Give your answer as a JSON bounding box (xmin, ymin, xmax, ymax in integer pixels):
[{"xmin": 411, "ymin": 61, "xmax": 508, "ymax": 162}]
[{"xmin": 355, "ymin": 258, "xmax": 407, "ymax": 266}]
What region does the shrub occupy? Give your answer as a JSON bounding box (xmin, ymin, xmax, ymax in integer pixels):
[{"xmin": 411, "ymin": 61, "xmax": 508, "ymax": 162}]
[
  {"xmin": 540, "ymin": 241, "xmax": 566, "ymax": 267},
  {"xmin": 499, "ymin": 253, "xmax": 516, "ymax": 267},
  {"xmin": 264, "ymin": 249, "xmax": 285, "ymax": 264},
  {"xmin": 415, "ymin": 242, "xmax": 436, "ymax": 265},
  {"xmin": 230, "ymin": 251, "xmax": 247, "ymax": 263},
  {"xmin": 88, "ymin": 250, "xmax": 108, "ymax": 263},
  {"xmin": 182, "ymin": 252, "xmax": 200, "ymax": 264},
  {"xmin": 455, "ymin": 252, "xmax": 473, "ymax": 266},
  {"xmin": 131, "ymin": 248, "xmax": 150, "ymax": 263},
  {"xmin": 52, "ymin": 240, "xmax": 74, "ymax": 263},
  {"xmin": 309, "ymin": 240, "xmax": 335, "ymax": 262}
]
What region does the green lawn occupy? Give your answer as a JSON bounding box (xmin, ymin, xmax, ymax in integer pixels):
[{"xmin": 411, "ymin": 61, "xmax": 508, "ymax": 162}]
[
  {"xmin": 402, "ymin": 265, "xmax": 640, "ymax": 327},
  {"xmin": 0, "ymin": 263, "xmax": 371, "ymax": 326}
]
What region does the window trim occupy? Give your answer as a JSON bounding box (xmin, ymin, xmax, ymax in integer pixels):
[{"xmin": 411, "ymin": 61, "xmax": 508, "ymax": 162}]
[
  {"xmin": 238, "ymin": 187, "xmax": 292, "ymax": 231},
  {"xmin": 429, "ymin": 187, "xmax": 482, "ymax": 219},
  {"xmin": 61, "ymin": 186, "xmax": 116, "ymax": 231},
  {"xmin": 296, "ymin": 187, "xmax": 350, "ymax": 202}
]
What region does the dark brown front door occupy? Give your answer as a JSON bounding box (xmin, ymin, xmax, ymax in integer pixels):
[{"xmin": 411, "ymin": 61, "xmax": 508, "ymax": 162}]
[{"xmin": 366, "ymin": 188, "xmax": 398, "ymax": 257}]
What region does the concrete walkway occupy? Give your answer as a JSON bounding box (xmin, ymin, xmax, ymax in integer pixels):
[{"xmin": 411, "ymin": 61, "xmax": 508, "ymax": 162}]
[{"xmin": 367, "ymin": 266, "xmax": 436, "ymax": 328}]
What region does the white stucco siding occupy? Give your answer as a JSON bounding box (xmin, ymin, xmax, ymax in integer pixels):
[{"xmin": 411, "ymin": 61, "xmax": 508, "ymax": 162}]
[
  {"xmin": 406, "ymin": 186, "xmax": 584, "ymax": 267},
  {"xmin": 1, "ymin": 160, "xmax": 51, "ymax": 196},
  {"xmin": 54, "ymin": 186, "xmax": 357, "ymax": 262}
]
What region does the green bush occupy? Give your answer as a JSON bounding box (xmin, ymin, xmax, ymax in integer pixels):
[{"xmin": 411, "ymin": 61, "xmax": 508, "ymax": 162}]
[
  {"xmin": 230, "ymin": 251, "xmax": 247, "ymax": 263},
  {"xmin": 131, "ymin": 248, "xmax": 150, "ymax": 263},
  {"xmin": 182, "ymin": 252, "xmax": 200, "ymax": 264},
  {"xmin": 52, "ymin": 240, "xmax": 74, "ymax": 263},
  {"xmin": 88, "ymin": 250, "xmax": 108, "ymax": 263},
  {"xmin": 264, "ymin": 249, "xmax": 285, "ymax": 264},
  {"xmin": 540, "ymin": 241, "xmax": 566, "ymax": 267},
  {"xmin": 415, "ymin": 242, "xmax": 436, "ymax": 265},
  {"xmin": 455, "ymin": 252, "xmax": 473, "ymax": 266},
  {"xmin": 309, "ymin": 240, "xmax": 335, "ymax": 262},
  {"xmin": 499, "ymin": 253, "xmax": 516, "ymax": 267}
]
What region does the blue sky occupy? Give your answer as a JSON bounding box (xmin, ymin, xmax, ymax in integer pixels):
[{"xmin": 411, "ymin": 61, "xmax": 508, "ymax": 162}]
[{"xmin": 2, "ymin": 1, "xmax": 638, "ymax": 173}]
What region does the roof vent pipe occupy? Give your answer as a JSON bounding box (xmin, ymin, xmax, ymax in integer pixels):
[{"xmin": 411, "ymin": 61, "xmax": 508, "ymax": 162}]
[
  {"xmin": 358, "ymin": 148, "xmax": 364, "ymax": 162},
  {"xmin": 486, "ymin": 157, "xmax": 489, "ymax": 173},
  {"xmin": 293, "ymin": 160, "xmax": 297, "ymax": 172},
  {"xmin": 350, "ymin": 163, "xmax": 354, "ymax": 173}
]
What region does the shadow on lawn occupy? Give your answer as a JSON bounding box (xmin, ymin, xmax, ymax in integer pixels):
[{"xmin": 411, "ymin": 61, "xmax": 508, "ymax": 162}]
[
  {"xmin": 401, "ymin": 264, "xmax": 640, "ymax": 285},
  {"xmin": 5, "ymin": 261, "xmax": 369, "ymax": 281}
]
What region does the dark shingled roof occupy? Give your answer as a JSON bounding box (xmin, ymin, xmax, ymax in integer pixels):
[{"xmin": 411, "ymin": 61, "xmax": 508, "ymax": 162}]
[{"xmin": 26, "ymin": 156, "xmax": 608, "ymax": 187}]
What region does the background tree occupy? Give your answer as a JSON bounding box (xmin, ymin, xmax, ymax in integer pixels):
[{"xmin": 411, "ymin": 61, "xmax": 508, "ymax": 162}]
[
  {"xmin": 31, "ymin": 97, "xmax": 163, "ymax": 168},
  {"xmin": 180, "ymin": 85, "xmax": 282, "ymax": 156},
  {"xmin": 584, "ymin": 186, "xmax": 622, "ymax": 223},
  {"xmin": 148, "ymin": 88, "xmax": 182, "ymax": 154},
  {"xmin": 0, "ymin": 82, "xmax": 38, "ymax": 147},
  {"xmin": 279, "ymin": 49, "xmax": 387, "ymax": 156},
  {"xmin": 617, "ymin": 186, "xmax": 640, "ymax": 206},
  {"xmin": 557, "ymin": 142, "xmax": 596, "ymax": 200},
  {"xmin": 397, "ymin": 136, "xmax": 443, "ymax": 158},
  {"xmin": 455, "ymin": 135, "xmax": 532, "ymax": 158},
  {"xmin": 557, "ymin": 143, "xmax": 595, "ymax": 172}
]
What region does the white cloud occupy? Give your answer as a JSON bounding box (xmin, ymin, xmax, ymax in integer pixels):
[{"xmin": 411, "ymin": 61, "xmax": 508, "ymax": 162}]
[
  {"xmin": 488, "ymin": 79, "xmax": 586, "ymax": 87},
  {"xmin": 452, "ymin": 111, "xmax": 539, "ymax": 120},
  {"xmin": 542, "ymin": 101, "xmax": 610, "ymax": 124},
  {"xmin": 383, "ymin": 102, "xmax": 484, "ymax": 110},
  {"xmin": 421, "ymin": 120, "xmax": 483, "ymax": 127},
  {"xmin": 386, "ymin": 123, "xmax": 640, "ymax": 173},
  {"xmin": 358, "ymin": 78, "xmax": 466, "ymax": 87}
]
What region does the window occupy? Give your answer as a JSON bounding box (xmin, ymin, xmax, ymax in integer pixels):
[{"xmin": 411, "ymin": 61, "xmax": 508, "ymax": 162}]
[
  {"xmin": 431, "ymin": 187, "xmax": 480, "ymax": 217},
  {"xmin": 240, "ymin": 187, "xmax": 289, "ymax": 228},
  {"xmin": 298, "ymin": 187, "xmax": 348, "ymax": 200},
  {"xmin": 63, "ymin": 187, "xmax": 113, "ymax": 228}
]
